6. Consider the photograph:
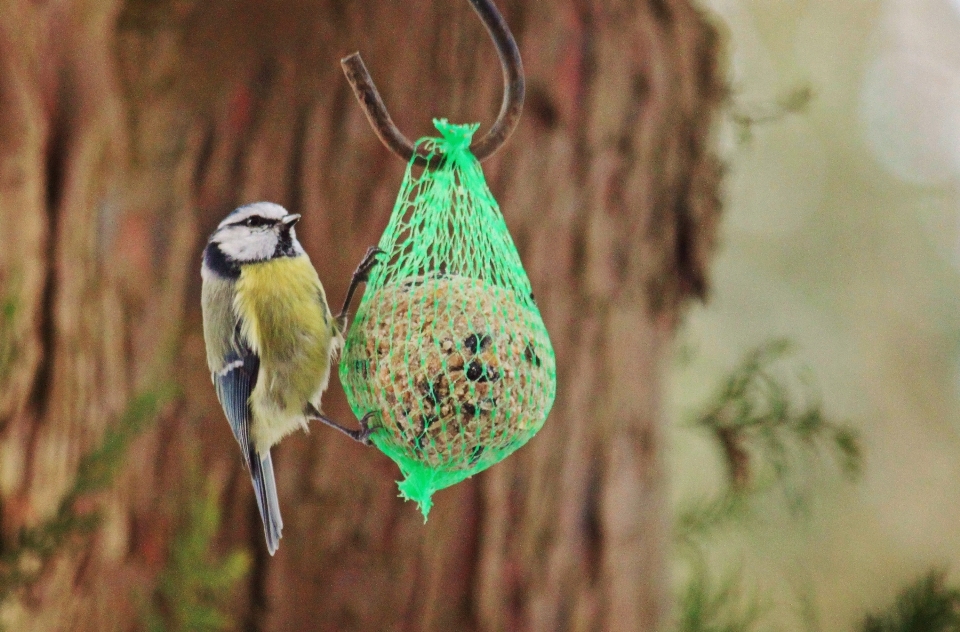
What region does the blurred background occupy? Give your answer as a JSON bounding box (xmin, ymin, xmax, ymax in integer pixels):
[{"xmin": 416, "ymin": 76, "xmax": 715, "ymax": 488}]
[
  {"xmin": 0, "ymin": 0, "xmax": 959, "ymax": 630},
  {"xmin": 670, "ymin": 0, "xmax": 960, "ymax": 630}
]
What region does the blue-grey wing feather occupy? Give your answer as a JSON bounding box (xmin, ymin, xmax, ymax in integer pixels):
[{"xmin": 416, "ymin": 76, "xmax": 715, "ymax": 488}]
[
  {"xmin": 251, "ymin": 450, "xmax": 282, "ymax": 554},
  {"xmin": 212, "ymin": 331, "xmax": 283, "ymax": 554},
  {"xmin": 214, "ymin": 348, "xmax": 259, "ymax": 460}
]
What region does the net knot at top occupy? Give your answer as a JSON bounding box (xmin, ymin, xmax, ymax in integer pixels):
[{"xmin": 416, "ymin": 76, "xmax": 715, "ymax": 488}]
[{"xmin": 427, "ymin": 119, "xmax": 481, "ymax": 163}]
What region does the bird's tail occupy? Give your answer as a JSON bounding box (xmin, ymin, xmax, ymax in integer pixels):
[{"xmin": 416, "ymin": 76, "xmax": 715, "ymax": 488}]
[{"xmin": 249, "ymin": 448, "xmax": 283, "ymax": 555}]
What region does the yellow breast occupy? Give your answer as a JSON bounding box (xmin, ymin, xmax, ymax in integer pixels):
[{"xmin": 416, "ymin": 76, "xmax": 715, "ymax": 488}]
[{"xmin": 234, "ymin": 256, "xmax": 339, "ymax": 414}]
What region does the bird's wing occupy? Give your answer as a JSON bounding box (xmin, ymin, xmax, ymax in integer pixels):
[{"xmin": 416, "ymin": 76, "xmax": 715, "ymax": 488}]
[
  {"xmin": 213, "ymin": 334, "xmax": 259, "ymax": 461},
  {"xmin": 212, "ymin": 325, "xmax": 283, "ymax": 554}
]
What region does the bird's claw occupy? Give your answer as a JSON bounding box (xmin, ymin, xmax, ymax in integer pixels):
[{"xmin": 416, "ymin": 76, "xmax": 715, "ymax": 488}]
[
  {"xmin": 337, "ymin": 247, "xmax": 386, "ymax": 330},
  {"xmin": 355, "ymin": 247, "xmax": 385, "ymax": 284},
  {"xmin": 354, "ymin": 411, "xmax": 378, "ymax": 446},
  {"xmin": 306, "ymin": 406, "xmax": 377, "ymax": 446}
]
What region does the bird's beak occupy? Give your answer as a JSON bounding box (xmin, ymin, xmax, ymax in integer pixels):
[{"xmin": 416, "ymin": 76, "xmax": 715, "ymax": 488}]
[{"xmin": 280, "ymin": 214, "xmax": 301, "ymax": 228}]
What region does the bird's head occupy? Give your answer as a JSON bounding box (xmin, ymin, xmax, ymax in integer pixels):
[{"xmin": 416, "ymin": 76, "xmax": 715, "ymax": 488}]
[{"xmin": 209, "ymin": 202, "xmax": 304, "ymax": 264}]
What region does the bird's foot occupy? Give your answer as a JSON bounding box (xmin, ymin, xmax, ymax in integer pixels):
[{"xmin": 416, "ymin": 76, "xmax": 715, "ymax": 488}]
[
  {"xmin": 353, "ymin": 412, "xmax": 377, "ymax": 446},
  {"xmin": 307, "ymin": 406, "xmax": 378, "ymax": 446},
  {"xmin": 337, "ymin": 247, "xmax": 386, "ymax": 330},
  {"xmin": 354, "ymin": 246, "xmax": 385, "ymax": 284}
]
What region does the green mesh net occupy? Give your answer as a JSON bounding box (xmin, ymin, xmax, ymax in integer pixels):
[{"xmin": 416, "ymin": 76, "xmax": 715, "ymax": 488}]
[{"xmin": 339, "ymin": 119, "xmax": 556, "ymax": 518}]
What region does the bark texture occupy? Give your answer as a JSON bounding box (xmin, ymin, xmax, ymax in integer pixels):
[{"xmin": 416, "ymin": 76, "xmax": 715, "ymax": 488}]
[{"xmin": 0, "ymin": 0, "xmax": 723, "ymax": 630}]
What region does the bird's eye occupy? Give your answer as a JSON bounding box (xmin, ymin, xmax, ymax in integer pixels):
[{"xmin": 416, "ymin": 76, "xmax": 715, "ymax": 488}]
[{"xmin": 243, "ymin": 216, "xmax": 268, "ymax": 227}]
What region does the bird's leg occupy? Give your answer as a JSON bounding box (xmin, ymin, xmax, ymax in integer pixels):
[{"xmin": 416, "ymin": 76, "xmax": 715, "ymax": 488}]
[
  {"xmin": 337, "ymin": 246, "xmax": 384, "ymax": 331},
  {"xmin": 306, "ymin": 404, "xmax": 377, "ymax": 446}
]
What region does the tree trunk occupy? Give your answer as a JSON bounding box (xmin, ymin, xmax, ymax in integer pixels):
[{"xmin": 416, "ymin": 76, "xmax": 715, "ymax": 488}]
[{"xmin": 0, "ymin": 0, "xmax": 723, "ymax": 630}]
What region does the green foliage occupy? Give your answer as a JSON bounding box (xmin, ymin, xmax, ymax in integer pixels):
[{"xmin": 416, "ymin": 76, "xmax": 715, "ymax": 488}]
[
  {"xmin": 675, "ymin": 339, "xmax": 862, "ymax": 631},
  {"xmin": 0, "ymin": 380, "xmax": 245, "ymax": 631},
  {"xmin": 672, "ymin": 341, "xmax": 960, "ymax": 630},
  {"xmin": 675, "ymin": 490, "xmax": 750, "ymax": 556},
  {"xmin": 0, "ymin": 388, "xmax": 173, "ymax": 603},
  {"xmin": 71, "ymin": 388, "xmax": 175, "ymax": 500},
  {"xmin": 862, "ymin": 571, "xmax": 960, "ymax": 632},
  {"xmin": 694, "ymin": 339, "xmax": 861, "ymax": 506},
  {"xmin": 0, "ymin": 279, "xmax": 19, "ymax": 385},
  {"xmin": 141, "ymin": 471, "xmax": 250, "ymax": 632},
  {"xmin": 678, "ymin": 562, "xmax": 766, "ymax": 632}
]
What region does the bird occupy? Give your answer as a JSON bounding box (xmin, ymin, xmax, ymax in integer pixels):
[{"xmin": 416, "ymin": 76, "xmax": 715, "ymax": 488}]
[{"xmin": 201, "ymin": 201, "xmax": 380, "ymax": 554}]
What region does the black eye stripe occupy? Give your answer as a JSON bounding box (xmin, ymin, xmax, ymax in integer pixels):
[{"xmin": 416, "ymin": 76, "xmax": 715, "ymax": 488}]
[{"xmin": 234, "ymin": 215, "xmax": 274, "ymax": 228}]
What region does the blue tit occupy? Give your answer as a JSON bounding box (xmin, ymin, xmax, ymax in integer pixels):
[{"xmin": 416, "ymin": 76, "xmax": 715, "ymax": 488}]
[{"xmin": 201, "ymin": 201, "xmax": 381, "ymax": 554}]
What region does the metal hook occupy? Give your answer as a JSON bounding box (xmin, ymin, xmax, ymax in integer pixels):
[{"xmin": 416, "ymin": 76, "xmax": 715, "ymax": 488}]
[{"xmin": 341, "ymin": 0, "xmax": 525, "ymax": 166}]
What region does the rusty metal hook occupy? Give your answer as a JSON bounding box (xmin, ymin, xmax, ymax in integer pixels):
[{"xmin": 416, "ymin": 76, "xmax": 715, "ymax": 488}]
[{"xmin": 341, "ymin": 0, "xmax": 525, "ymax": 166}]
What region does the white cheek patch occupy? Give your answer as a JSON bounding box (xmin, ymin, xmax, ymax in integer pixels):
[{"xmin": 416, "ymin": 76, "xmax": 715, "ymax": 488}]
[{"xmin": 217, "ymin": 226, "xmax": 278, "ymax": 261}]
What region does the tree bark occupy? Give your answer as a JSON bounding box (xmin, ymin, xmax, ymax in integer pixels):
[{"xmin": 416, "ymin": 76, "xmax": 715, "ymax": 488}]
[{"xmin": 0, "ymin": 0, "xmax": 723, "ymax": 630}]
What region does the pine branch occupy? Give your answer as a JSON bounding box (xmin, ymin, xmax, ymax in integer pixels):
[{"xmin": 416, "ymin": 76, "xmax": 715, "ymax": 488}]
[
  {"xmin": 675, "ymin": 490, "xmax": 750, "ymax": 554},
  {"xmin": 142, "ymin": 452, "xmax": 251, "ymax": 632},
  {"xmin": 675, "ymin": 339, "xmax": 864, "ymax": 632},
  {"xmin": 0, "ymin": 387, "xmax": 174, "ymax": 603},
  {"xmin": 862, "ymin": 570, "xmax": 960, "ymax": 632},
  {"xmin": 0, "ymin": 277, "xmax": 20, "ymax": 386},
  {"xmin": 678, "ymin": 560, "xmax": 767, "ymax": 632},
  {"xmin": 694, "ymin": 339, "xmax": 861, "ymax": 506}
]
